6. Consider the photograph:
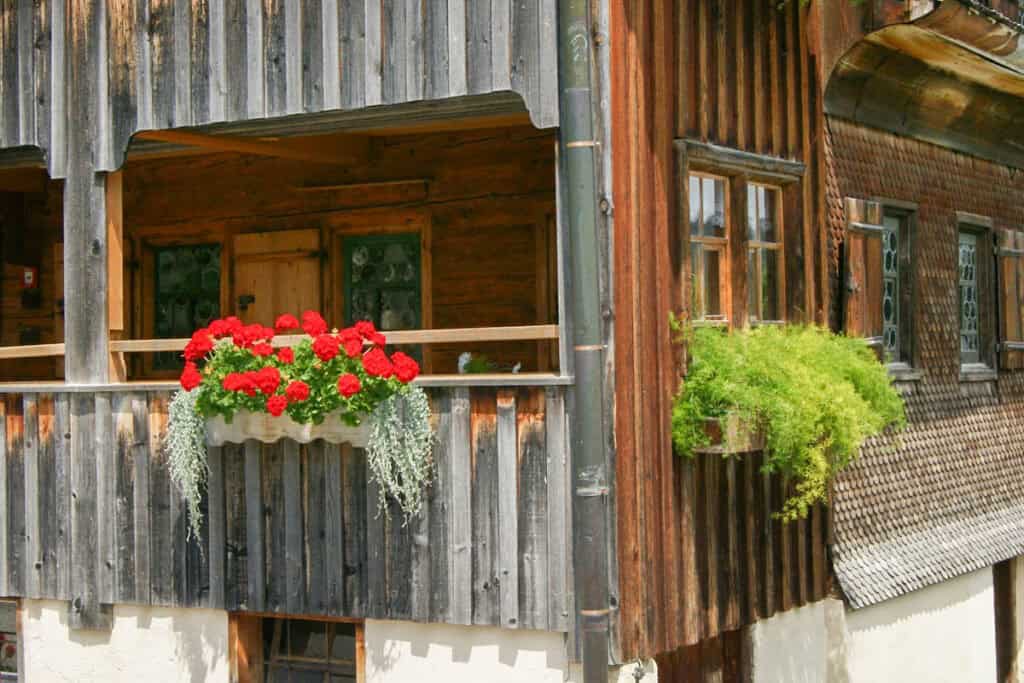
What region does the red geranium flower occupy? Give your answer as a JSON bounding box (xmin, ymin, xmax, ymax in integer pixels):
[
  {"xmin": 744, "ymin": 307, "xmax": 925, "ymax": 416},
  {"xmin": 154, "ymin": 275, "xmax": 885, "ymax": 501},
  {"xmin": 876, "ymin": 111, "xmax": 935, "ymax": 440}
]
[
  {"xmin": 274, "ymin": 313, "xmax": 300, "ymax": 333},
  {"xmin": 266, "ymin": 395, "xmax": 288, "ymax": 417},
  {"xmin": 302, "ymin": 310, "xmax": 328, "ymax": 337},
  {"xmin": 276, "ymin": 347, "xmax": 294, "ymax": 364},
  {"xmin": 337, "ymin": 373, "xmax": 361, "ymax": 398},
  {"xmin": 208, "ymin": 318, "xmax": 234, "ymax": 339},
  {"xmin": 355, "ymin": 320, "xmax": 377, "ymax": 339},
  {"xmin": 254, "ymin": 366, "xmax": 282, "ymax": 396},
  {"xmin": 285, "ymin": 380, "xmax": 310, "ymax": 402},
  {"xmin": 251, "ymin": 342, "xmax": 274, "ymax": 357},
  {"xmin": 312, "ymin": 334, "xmax": 341, "ymax": 362},
  {"xmin": 224, "ymin": 316, "xmax": 244, "ymax": 334},
  {"xmin": 179, "ymin": 362, "xmax": 202, "ymax": 391},
  {"xmin": 362, "ymin": 348, "xmax": 394, "ymax": 378},
  {"xmin": 183, "ymin": 329, "xmax": 214, "ymax": 361},
  {"xmin": 223, "ymin": 372, "xmax": 257, "ymax": 397},
  {"xmin": 390, "ymin": 351, "xmax": 420, "ymax": 383},
  {"xmin": 370, "ymin": 332, "xmax": 387, "ymax": 347},
  {"xmin": 339, "ymin": 328, "xmax": 364, "ymax": 357}
]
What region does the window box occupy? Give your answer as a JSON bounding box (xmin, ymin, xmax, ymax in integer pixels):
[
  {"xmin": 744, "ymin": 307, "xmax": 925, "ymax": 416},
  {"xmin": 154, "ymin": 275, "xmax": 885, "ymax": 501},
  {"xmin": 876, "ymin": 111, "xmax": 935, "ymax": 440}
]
[
  {"xmin": 205, "ymin": 410, "xmax": 370, "ymax": 448},
  {"xmin": 694, "ymin": 414, "xmax": 765, "ymax": 454}
]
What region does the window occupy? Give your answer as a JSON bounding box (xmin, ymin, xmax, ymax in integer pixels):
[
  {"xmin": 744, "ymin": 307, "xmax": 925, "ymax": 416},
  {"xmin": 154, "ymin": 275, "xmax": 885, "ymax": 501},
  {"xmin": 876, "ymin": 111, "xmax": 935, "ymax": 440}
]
[
  {"xmin": 0, "ymin": 601, "xmax": 17, "ymax": 681},
  {"xmin": 343, "ymin": 233, "xmax": 421, "ymax": 330},
  {"xmin": 958, "ymin": 231, "xmax": 980, "ymax": 364},
  {"xmin": 880, "ymin": 209, "xmax": 915, "ymax": 368},
  {"xmin": 153, "ymin": 243, "xmax": 221, "ymax": 370},
  {"xmin": 746, "ymin": 183, "xmax": 783, "ymax": 323},
  {"xmin": 688, "ymin": 173, "xmax": 729, "ymax": 322},
  {"xmin": 957, "ymin": 217, "xmax": 995, "ymax": 372},
  {"xmin": 261, "ymin": 617, "xmax": 358, "ymax": 682}
]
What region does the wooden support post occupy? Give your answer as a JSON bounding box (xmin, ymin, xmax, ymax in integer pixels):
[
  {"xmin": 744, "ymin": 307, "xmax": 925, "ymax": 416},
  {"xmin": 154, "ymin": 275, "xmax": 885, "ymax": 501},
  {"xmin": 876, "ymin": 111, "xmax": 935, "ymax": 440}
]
[
  {"xmin": 64, "ymin": 0, "xmax": 113, "ymax": 632},
  {"xmin": 107, "ymin": 172, "xmax": 126, "ymax": 382}
]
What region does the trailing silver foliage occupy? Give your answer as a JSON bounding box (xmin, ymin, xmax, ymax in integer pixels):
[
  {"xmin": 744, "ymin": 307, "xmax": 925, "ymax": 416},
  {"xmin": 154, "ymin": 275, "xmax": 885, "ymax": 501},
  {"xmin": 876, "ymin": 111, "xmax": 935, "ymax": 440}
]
[
  {"xmin": 367, "ymin": 386, "xmax": 434, "ymax": 521},
  {"xmin": 165, "ymin": 389, "xmax": 209, "ymax": 543}
]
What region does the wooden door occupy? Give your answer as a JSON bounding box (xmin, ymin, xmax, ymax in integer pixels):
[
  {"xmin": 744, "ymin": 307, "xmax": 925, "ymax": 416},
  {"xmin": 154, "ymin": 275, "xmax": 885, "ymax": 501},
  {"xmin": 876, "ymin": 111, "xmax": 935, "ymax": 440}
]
[{"xmin": 233, "ymin": 230, "xmax": 322, "ymax": 325}]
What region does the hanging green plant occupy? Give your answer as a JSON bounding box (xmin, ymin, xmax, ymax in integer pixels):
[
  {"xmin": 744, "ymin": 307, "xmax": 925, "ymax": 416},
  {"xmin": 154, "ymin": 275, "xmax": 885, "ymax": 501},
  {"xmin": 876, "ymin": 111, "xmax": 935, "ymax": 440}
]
[{"xmin": 671, "ymin": 322, "xmax": 905, "ymax": 520}]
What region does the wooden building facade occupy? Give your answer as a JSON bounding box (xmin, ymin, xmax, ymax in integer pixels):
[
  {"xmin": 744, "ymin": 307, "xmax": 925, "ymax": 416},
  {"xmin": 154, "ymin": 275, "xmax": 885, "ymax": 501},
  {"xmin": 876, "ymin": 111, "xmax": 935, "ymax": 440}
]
[{"xmin": 1, "ymin": 0, "xmax": 1021, "ymax": 681}]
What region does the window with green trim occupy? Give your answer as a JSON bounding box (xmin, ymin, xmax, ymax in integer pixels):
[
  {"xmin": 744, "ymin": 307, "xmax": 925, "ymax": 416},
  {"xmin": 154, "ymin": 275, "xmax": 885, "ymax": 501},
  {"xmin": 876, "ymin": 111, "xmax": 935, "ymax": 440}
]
[
  {"xmin": 153, "ymin": 244, "xmax": 221, "ymax": 370},
  {"xmin": 343, "ymin": 234, "xmax": 421, "ymax": 332}
]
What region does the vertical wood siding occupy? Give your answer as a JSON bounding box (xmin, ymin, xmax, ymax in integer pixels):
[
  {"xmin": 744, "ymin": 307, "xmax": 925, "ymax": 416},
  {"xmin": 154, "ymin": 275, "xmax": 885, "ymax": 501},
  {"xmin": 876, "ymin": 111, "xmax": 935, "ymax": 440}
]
[
  {"xmin": 0, "ymin": 0, "xmax": 559, "ymax": 176},
  {"xmin": 0, "ymin": 386, "xmax": 573, "ymax": 631},
  {"xmin": 610, "ymin": 0, "xmax": 829, "ymax": 660}
]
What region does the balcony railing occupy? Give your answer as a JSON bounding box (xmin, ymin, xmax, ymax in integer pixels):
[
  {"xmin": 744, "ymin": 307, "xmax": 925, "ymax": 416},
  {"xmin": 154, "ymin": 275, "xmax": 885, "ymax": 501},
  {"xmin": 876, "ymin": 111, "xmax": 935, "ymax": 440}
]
[{"xmin": 0, "ymin": 381, "xmax": 573, "ymax": 631}]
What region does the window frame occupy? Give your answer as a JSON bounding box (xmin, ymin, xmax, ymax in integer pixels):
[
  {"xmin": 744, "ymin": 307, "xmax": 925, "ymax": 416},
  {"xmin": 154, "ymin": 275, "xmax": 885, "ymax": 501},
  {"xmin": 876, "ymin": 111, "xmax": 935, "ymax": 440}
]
[
  {"xmin": 746, "ymin": 182, "xmax": 786, "ymax": 324},
  {"xmin": 956, "ymin": 213, "xmax": 997, "ymax": 374},
  {"xmin": 230, "ymin": 613, "xmax": 365, "ymax": 683},
  {"xmin": 877, "ymin": 201, "xmax": 917, "ymax": 373},
  {"xmin": 676, "ymin": 138, "xmax": 805, "ymax": 329},
  {"xmin": 687, "ymin": 171, "xmax": 732, "ymax": 325}
]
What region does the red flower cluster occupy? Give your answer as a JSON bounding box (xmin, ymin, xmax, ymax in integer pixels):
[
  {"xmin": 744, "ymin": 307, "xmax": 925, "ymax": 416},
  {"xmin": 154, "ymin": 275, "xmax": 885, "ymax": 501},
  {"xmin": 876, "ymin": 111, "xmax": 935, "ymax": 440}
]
[
  {"xmin": 285, "ymin": 380, "xmax": 310, "ymax": 402},
  {"xmin": 252, "ymin": 342, "xmax": 274, "ymax": 357},
  {"xmin": 183, "ymin": 329, "xmax": 214, "ymax": 362},
  {"xmin": 180, "ymin": 362, "xmax": 202, "ymax": 391},
  {"xmin": 390, "ymin": 351, "xmax": 420, "ymax": 383},
  {"xmin": 302, "ymin": 310, "xmax": 328, "ymax": 337},
  {"xmin": 362, "ymin": 348, "xmax": 394, "ymax": 378},
  {"xmin": 274, "ymin": 314, "xmax": 300, "ymax": 333},
  {"xmin": 223, "ymin": 372, "xmax": 258, "ymax": 397},
  {"xmin": 337, "ymin": 373, "xmax": 361, "ymax": 397},
  {"xmin": 266, "ymin": 395, "xmax": 289, "ymax": 417},
  {"xmin": 253, "ymin": 367, "xmax": 281, "ymax": 396},
  {"xmin": 232, "ymin": 323, "xmax": 275, "ymax": 349},
  {"xmin": 355, "ymin": 320, "xmax": 387, "ymax": 347},
  {"xmin": 208, "ymin": 316, "xmax": 243, "ymax": 339},
  {"xmin": 312, "ymin": 334, "xmax": 341, "ymax": 361},
  {"xmin": 276, "ymin": 347, "xmax": 294, "ymax": 364},
  {"xmin": 339, "ymin": 328, "xmax": 363, "ymax": 357}
]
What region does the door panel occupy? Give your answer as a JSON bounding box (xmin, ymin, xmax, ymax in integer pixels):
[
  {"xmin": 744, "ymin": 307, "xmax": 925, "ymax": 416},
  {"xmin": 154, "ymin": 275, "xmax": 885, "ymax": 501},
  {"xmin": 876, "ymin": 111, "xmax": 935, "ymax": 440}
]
[{"xmin": 234, "ymin": 230, "xmax": 322, "ymax": 326}]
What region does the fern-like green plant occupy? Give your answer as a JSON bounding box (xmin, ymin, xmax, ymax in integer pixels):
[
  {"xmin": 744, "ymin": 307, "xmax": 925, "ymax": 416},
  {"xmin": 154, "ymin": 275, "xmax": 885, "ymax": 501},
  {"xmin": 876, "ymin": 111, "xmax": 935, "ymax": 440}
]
[{"xmin": 672, "ymin": 323, "xmax": 905, "ymax": 520}]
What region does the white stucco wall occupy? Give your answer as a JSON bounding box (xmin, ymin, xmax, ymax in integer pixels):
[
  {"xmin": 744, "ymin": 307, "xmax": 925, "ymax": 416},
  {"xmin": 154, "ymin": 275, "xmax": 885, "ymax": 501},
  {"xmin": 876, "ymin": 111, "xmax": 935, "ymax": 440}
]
[
  {"xmin": 20, "ymin": 600, "xmax": 230, "ymax": 683},
  {"xmin": 748, "ymin": 600, "xmax": 835, "ymax": 683},
  {"xmin": 365, "ymin": 620, "xmax": 657, "ymax": 683},
  {"xmin": 843, "ymin": 567, "xmax": 996, "ymax": 683},
  {"xmin": 748, "ymin": 568, "xmax": 998, "ymax": 683}
]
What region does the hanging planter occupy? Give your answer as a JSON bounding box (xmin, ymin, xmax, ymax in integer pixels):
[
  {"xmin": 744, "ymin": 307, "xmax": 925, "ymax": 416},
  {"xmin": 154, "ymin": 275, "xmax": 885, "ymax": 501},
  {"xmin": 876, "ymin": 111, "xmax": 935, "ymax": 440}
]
[
  {"xmin": 694, "ymin": 413, "xmax": 765, "ymax": 455},
  {"xmin": 165, "ymin": 311, "xmax": 434, "ymax": 542}
]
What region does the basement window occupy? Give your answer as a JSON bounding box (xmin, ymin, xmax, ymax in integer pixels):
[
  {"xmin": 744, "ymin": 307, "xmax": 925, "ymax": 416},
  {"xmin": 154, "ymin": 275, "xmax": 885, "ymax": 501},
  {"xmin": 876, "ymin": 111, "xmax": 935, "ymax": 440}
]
[
  {"xmin": 233, "ymin": 615, "xmax": 361, "ymax": 683},
  {"xmin": 0, "ymin": 600, "xmax": 17, "ymax": 681}
]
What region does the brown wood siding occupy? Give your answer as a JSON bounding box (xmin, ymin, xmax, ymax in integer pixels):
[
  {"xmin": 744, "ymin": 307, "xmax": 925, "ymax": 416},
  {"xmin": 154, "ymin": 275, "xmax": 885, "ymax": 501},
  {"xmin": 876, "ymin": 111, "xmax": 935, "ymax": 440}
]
[
  {"xmin": 610, "ymin": 0, "xmax": 829, "ymax": 660},
  {"xmin": 0, "ymin": 386, "xmax": 573, "ymax": 631}
]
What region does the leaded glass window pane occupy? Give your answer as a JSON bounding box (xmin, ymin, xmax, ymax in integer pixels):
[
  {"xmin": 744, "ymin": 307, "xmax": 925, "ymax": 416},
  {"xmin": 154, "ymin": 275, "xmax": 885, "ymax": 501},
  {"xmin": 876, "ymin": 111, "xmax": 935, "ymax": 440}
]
[
  {"xmin": 344, "ymin": 234, "xmax": 422, "ymax": 361},
  {"xmin": 153, "ymin": 244, "xmax": 221, "ymax": 370},
  {"xmin": 882, "ymin": 215, "xmax": 900, "ymax": 361},
  {"xmin": 959, "ymin": 232, "xmax": 980, "ymax": 364}
]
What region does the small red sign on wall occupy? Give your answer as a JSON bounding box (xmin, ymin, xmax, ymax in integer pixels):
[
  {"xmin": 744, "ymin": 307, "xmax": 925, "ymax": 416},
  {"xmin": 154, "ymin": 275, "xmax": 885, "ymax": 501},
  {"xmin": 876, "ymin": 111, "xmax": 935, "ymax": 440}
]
[{"xmin": 21, "ymin": 266, "xmax": 37, "ymax": 290}]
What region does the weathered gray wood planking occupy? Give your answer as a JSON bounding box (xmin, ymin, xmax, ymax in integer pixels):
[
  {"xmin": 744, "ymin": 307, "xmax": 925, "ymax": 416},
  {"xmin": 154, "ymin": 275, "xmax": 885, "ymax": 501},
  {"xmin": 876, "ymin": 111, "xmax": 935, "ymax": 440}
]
[
  {"xmin": 0, "ymin": 387, "xmax": 573, "ymax": 632},
  {"xmin": 0, "ymin": 0, "xmax": 558, "ymax": 177}
]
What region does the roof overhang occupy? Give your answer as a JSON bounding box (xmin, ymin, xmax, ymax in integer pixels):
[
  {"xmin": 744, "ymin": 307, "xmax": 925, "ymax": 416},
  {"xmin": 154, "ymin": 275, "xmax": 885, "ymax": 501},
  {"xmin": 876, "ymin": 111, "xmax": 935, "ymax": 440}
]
[{"xmin": 826, "ymin": 1, "xmax": 1024, "ymax": 167}]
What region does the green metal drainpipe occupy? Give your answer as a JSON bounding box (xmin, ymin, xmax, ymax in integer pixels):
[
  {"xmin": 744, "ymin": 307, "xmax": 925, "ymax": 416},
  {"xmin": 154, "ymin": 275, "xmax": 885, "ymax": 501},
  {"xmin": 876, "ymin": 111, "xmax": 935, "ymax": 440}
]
[{"xmin": 558, "ymin": 1, "xmax": 610, "ymax": 682}]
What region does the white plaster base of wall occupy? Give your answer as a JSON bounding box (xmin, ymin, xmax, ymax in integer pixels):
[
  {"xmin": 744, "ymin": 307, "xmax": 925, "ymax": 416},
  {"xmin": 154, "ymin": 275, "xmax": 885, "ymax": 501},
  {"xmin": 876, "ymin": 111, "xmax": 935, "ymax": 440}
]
[
  {"xmin": 20, "ymin": 599, "xmax": 230, "ymax": 683},
  {"xmin": 747, "ymin": 567, "xmax": 997, "ymax": 683},
  {"xmin": 842, "ymin": 567, "xmax": 996, "ymax": 683},
  {"xmin": 364, "ymin": 620, "xmax": 657, "ymax": 682}
]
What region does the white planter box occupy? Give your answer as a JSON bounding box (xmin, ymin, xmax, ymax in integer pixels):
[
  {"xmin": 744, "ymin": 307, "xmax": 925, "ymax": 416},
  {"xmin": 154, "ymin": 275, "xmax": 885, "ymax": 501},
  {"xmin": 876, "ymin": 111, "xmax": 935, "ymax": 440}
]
[{"xmin": 206, "ymin": 410, "xmax": 370, "ymax": 448}]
